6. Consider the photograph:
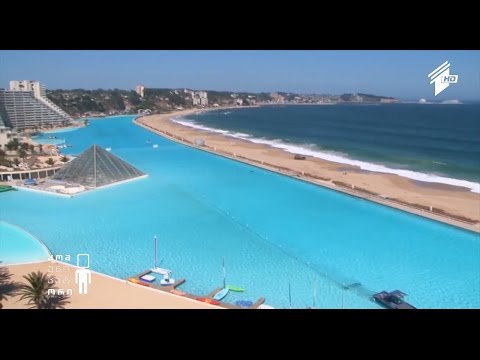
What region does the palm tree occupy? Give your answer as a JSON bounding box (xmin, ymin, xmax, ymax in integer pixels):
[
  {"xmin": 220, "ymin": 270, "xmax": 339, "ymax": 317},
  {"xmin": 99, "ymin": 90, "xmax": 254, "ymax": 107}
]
[
  {"xmin": 45, "ymin": 158, "xmax": 55, "ymax": 166},
  {"xmin": 17, "ymin": 149, "xmax": 28, "ymax": 162},
  {"xmin": 60, "ymin": 156, "xmax": 69, "ymax": 163},
  {"xmin": 0, "ymin": 265, "xmax": 22, "ymax": 308},
  {"xmin": 17, "ymin": 271, "xmax": 54, "ymax": 309}
]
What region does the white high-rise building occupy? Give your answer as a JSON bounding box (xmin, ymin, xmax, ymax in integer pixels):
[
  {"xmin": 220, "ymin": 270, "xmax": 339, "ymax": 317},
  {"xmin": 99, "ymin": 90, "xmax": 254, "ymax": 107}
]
[
  {"xmin": 0, "ymin": 80, "xmax": 72, "ymax": 129},
  {"xmin": 135, "ymin": 85, "xmax": 145, "ymax": 98},
  {"xmin": 192, "ymin": 91, "xmax": 208, "ymax": 106},
  {"xmin": 10, "ymin": 80, "xmax": 46, "ymax": 99}
]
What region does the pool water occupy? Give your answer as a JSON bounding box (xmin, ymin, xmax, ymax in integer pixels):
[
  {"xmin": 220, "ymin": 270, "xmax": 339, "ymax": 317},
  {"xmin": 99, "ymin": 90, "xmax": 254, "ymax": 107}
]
[
  {"xmin": 1, "ymin": 116, "xmax": 479, "ymax": 308},
  {"xmin": 0, "ymin": 221, "xmax": 50, "ymax": 264}
]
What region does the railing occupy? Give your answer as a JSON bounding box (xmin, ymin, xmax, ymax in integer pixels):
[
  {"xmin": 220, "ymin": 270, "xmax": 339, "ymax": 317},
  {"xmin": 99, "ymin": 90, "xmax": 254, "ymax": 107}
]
[{"xmin": 37, "ymin": 96, "xmax": 71, "ymax": 119}]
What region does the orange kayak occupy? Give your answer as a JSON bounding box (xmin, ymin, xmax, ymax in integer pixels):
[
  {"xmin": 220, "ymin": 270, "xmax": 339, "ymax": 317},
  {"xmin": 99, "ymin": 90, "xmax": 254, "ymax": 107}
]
[
  {"xmin": 128, "ymin": 278, "xmax": 150, "ymax": 286},
  {"xmin": 170, "ymin": 289, "xmax": 187, "ymax": 296},
  {"xmin": 196, "ymin": 297, "xmax": 220, "ymax": 305}
]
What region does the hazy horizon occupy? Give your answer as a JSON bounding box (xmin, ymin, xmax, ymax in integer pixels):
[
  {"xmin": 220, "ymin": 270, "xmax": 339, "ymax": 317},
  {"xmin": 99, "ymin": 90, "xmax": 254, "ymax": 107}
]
[{"xmin": 1, "ymin": 50, "xmax": 479, "ymax": 101}]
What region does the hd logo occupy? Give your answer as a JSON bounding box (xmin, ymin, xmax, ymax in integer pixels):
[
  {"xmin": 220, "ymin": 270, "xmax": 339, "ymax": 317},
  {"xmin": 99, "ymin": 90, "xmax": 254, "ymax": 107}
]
[{"xmin": 428, "ymin": 61, "xmax": 458, "ymax": 96}]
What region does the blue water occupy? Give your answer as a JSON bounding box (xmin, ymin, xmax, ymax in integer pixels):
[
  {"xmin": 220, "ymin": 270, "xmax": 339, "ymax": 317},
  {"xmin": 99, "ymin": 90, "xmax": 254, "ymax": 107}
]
[
  {"xmin": 180, "ymin": 104, "xmax": 480, "ymax": 192},
  {"xmin": 32, "ymin": 127, "xmax": 80, "ymax": 144},
  {"xmin": 1, "ymin": 115, "xmax": 479, "ymax": 308},
  {"xmin": 0, "ymin": 221, "xmax": 50, "ymax": 264},
  {"xmin": 41, "ymin": 127, "xmax": 80, "ymax": 134}
]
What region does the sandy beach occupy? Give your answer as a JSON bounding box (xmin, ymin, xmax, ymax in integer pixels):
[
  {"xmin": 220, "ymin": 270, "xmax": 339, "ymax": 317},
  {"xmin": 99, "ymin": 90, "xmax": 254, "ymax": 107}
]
[
  {"xmin": 135, "ymin": 108, "xmax": 480, "ymax": 232},
  {"xmin": 1, "ymin": 262, "xmax": 220, "ymax": 309}
]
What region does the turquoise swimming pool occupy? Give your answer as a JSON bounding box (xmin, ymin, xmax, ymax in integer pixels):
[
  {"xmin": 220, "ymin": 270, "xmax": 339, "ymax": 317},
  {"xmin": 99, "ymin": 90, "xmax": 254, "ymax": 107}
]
[
  {"xmin": 0, "ymin": 221, "xmax": 50, "ymax": 264},
  {"xmin": 1, "ymin": 115, "xmax": 478, "ymax": 308}
]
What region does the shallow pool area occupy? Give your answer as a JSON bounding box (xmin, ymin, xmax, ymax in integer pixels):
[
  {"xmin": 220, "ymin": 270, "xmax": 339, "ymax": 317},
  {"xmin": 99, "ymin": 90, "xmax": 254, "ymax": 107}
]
[
  {"xmin": 0, "ymin": 221, "xmax": 51, "ymax": 264},
  {"xmin": 1, "ymin": 115, "xmax": 479, "ymax": 308}
]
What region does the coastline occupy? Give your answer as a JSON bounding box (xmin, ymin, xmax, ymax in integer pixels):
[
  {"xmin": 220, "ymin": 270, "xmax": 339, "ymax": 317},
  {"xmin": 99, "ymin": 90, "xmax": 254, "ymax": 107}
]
[{"xmin": 135, "ymin": 108, "xmax": 480, "ymax": 232}]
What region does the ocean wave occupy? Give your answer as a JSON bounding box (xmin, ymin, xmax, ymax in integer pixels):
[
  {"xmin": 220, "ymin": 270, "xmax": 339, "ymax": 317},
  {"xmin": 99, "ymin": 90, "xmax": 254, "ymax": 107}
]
[{"xmin": 170, "ymin": 117, "xmax": 480, "ymax": 193}]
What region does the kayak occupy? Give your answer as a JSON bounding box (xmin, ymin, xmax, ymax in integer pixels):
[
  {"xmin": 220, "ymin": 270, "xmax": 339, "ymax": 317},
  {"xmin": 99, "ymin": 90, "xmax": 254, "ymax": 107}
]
[
  {"xmin": 213, "ymin": 287, "xmax": 229, "ymax": 301},
  {"xmin": 128, "ymin": 278, "xmax": 150, "ymax": 286},
  {"xmin": 170, "ymin": 289, "xmax": 187, "ymax": 296},
  {"xmin": 235, "ymin": 300, "xmax": 253, "ymax": 308},
  {"xmin": 197, "ymin": 297, "xmax": 220, "ymax": 305},
  {"xmin": 227, "ymin": 285, "xmax": 245, "ymax": 292}
]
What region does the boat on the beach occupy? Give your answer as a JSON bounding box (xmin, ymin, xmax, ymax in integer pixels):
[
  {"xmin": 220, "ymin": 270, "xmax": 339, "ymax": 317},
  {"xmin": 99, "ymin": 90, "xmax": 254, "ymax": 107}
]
[{"xmin": 372, "ymin": 290, "xmax": 416, "ymax": 309}]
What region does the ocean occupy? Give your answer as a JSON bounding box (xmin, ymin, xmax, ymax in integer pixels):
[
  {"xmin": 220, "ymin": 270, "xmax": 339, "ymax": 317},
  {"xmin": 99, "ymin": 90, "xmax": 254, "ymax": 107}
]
[{"xmin": 177, "ymin": 104, "xmax": 480, "ymax": 193}]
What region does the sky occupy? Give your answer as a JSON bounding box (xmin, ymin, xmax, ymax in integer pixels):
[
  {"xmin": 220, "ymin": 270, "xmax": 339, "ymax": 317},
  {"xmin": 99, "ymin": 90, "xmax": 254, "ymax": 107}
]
[{"xmin": 0, "ymin": 50, "xmax": 478, "ymax": 101}]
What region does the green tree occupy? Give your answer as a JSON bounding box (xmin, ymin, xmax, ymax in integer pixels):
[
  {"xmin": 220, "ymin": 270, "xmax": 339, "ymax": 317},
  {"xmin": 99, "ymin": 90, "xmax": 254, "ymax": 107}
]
[
  {"xmin": 0, "ymin": 266, "xmax": 21, "ymax": 308},
  {"xmin": 128, "ymin": 91, "xmax": 142, "ymax": 106},
  {"xmin": 60, "ymin": 156, "xmax": 69, "ymax": 163},
  {"xmin": 45, "ymin": 158, "xmax": 55, "ymax": 166},
  {"xmin": 110, "ymin": 91, "xmax": 126, "ymax": 111},
  {"xmin": 29, "ymin": 144, "xmax": 35, "ymax": 153},
  {"xmin": 0, "ymin": 158, "xmax": 11, "ymax": 167},
  {"xmin": 17, "ymin": 149, "xmax": 27, "ymax": 161},
  {"xmin": 5, "ymin": 139, "xmax": 20, "ymax": 151},
  {"xmin": 13, "ymin": 158, "xmax": 20, "ymax": 166},
  {"xmin": 20, "ymin": 142, "xmax": 30, "ymax": 151},
  {"xmin": 17, "ymin": 271, "xmax": 53, "ymax": 309},
  {"xmin": 0, "ymin": 149, "xmax": 5, "ymax": 158}
]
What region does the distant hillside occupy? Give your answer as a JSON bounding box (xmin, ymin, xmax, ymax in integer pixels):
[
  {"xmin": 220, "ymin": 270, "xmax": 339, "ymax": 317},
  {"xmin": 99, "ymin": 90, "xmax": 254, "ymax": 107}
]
[
  {"xmin": 340, "ymin": 93, "xmax": 399, "ymax": 103},
  {"xmin": 47, "ymin": 88, "xmax": 266, "ymax": 117},
  {"xmin": 47, "ymin": 89, "xmax": 136, "ymax": 117},
  {"xmin": 47, "ymin": 88, "xmax": 399, "ymax": 117}
]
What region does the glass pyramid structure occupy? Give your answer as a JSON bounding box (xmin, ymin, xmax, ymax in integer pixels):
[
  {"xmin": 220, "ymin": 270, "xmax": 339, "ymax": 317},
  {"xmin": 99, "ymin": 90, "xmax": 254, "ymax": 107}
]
[{"xmin": 52, "ymin": 144, "xmax": 146, "ymax": 188}]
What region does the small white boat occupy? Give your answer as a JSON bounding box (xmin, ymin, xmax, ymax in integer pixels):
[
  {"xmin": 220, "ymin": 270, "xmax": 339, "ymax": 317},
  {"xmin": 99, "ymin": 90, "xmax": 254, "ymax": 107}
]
[
  {"xmin": 160, "ymin": 277, "xmax": 175, "ymax": 286},
  {"xmin": 140, "ymin": 274, "xmax": 156, "ymax": 282},
  {"xmin": 213, "ymin": 287, "xmax": 229, "ymax": 301},
  {"xmin": 151, "ymin": 267, "xmax": 172, "ymax": 276},
  {"xmin": 153, "ymin": 144, "xmax": 158, "ymax": 148}
]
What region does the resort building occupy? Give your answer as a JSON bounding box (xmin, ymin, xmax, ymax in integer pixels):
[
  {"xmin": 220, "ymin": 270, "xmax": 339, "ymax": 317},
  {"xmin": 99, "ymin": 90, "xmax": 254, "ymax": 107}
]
[
  {"xmin": 135, "ymin": 84, "xmax": 145, "ymax": 98},
  {"xmin": 270, "ymin": 92, "xmax": 285, "ymax": 104},
  {"xmin": 0, "ymin": 112, "xmax": 11, "ymax": 146},
  {"xmin": 192, "ymin": 91, "xmax": 208, "ymax": 106},
  {"xmin": 0, "ymin": 81, "xmax": 73, "ymax": 130},
  {"xmin": 52, "ymin": 144, "xmax": 146, "ymax": 189},
  {"xmin": 9, "ymin": 80, "xmax": 46, "ymax": 99},
  {"xmin": 352, "ymin": 93, "xmax": 363, "ymax": 102}
]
